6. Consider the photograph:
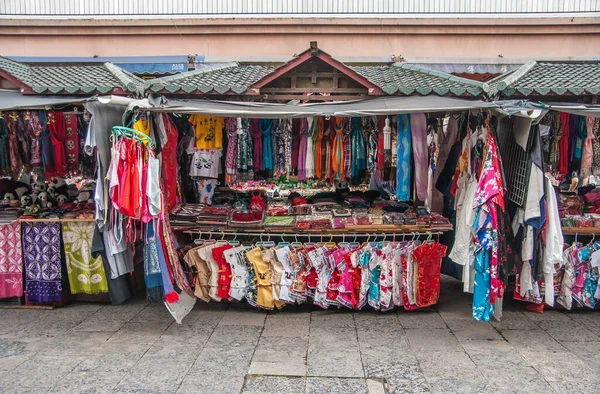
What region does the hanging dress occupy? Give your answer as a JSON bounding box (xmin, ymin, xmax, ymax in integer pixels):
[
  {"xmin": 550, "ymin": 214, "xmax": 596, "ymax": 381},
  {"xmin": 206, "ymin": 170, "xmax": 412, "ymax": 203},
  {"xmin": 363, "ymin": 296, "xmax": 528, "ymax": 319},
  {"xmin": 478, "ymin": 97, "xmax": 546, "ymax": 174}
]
[
  {"xmin": 249, "ymin": 119, "xmax": 262, "ymax": 173},
  {"xmin": 305, "ymin": 117, "xmax": 315, "ymax": 179},
  {"xmin": 350, "ymin": 117, "xmax": 366, "ymax": 180},
  {"xmin": 332, "ymin": 117, "xmax": 345, "ymax": 181},
  {"xmin": 297, "ymin": 118, "xmax": 308, "ymax": 181},
  {"xmin": 314, "ymin": 117, "xmax": 323, "ymax": 179},
  {"xmin": 260, "ymin": 119, "xmax": 274, "ymax": 172}
]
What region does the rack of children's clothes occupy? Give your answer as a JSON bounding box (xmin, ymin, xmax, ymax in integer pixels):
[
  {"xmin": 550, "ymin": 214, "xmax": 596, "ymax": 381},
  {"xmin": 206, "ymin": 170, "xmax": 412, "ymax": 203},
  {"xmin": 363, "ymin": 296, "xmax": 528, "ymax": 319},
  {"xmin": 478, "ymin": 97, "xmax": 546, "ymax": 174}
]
[{"xmin": 175, "ymin": 229, "xmax": 447, "ymax": 312}]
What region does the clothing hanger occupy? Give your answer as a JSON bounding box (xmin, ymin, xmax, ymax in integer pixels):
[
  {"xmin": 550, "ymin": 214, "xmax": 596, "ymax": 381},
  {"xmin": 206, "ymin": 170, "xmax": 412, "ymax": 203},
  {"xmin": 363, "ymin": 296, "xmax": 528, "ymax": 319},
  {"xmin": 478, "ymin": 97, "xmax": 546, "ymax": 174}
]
[
  {"xmin": 193, "ymin": 231, "xmax": 205, "ymax": 245},
  {"xmin": 204, "ymin": 231, "xmax": 216, "ymax": 246},
  {"xmin": 338, "ymin": 233, "xmax": 349, "ymax": 248},
  {"xmin": 262, "ymin": 233, "xmax": 275, "ymax": 248},
  {"xmin": 304, "ymin": 233, "xmax": 316, "ymax": 247},
  {"xmin": 278, "ymin": 234, "xmax": 290, "ymax": 247},
  {"xmin": 291, "ymin": 234, "xmax": 303, "ymax": 249},
  {"xmin": 380, "ymin": 233, "xmax": 389, "ymax": 247},
  {"xmin": 324, "ymin": 234, "xmax": 336, "ymax": 249},
  {"xmin": 228, "ymin": 233, "xmax": 240, "ymax": 246}
]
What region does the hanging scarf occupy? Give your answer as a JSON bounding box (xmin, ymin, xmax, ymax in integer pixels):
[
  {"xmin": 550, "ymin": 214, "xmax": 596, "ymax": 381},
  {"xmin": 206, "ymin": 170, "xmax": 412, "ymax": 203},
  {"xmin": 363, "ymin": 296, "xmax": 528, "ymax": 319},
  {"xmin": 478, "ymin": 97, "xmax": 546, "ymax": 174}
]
[
  {"xmin": 16, "ymin": 114, "xmax": 30, "ymax": 167},
  {"xmin": 62, "ymin": 222, "xmax": 109, "ymax": 295},
  {"xmin": 6, "ymin": 113, "xmax": 21, "ymax": 172},
  {"xmin": 351, "ymin": 117, "xmax": 366, "ymax": 180},
  {"xmin": 273, "ymin": 119, "xmax": 289, "ymax": 176},
  {"xmin": 291, "ymin": 118, "xmax": 301, "ymax": 175},
  {"xmin": 225, "ymin": 117, "xmax": 238, "ymax": 176},
  {"xmin": 343, "ymin": 119, "xmax": 351, "ymax": 178},
  {"xmin": 23, "ymin": 222, "xmax": 63, "ymax": 305},
  {"xmin": 143, "ymin": 222, "xmax": 164, "ymax": 302},
  {"xmin": 64, "ymin": 112, "xmax": 80, "ymax": 174},
  {"xmin": 26, "ymin": 111, "xmax": 43, "ymax": 168},
  {"xmin": 376, "ymin": 117, "xmax": 385, "ymax": 182},
  {"xmin": 297, "ymin": 118, "xmax": 308, "ymax": 181},
  {"xmin": 0, "ymin": 118, "xmax": 9, "ymax": 171},
  {"xmin": 237, "ymin": 119, "xmax": 253, "ymax": 179},
  {"xmin": 0, "ymin": 221, "xmax": 23, "ymax": 299},
  {"xmin": 314, "ymin": 117, "xmax": 324, "ymax": 179},
  {"xmin": 260, "ymin": 119, "xmax": 274, "ymax": 172},
  {"xmin": 282, "ymin": 118, "xmax": 292, "ymax": 176},
  {"xmin": 591, "ymin": 119, "xmax": 600, "ymax": 175},
  {"xmin": 249, "ymin": 119, "xmax": 262, "ymax": 173},
  {"xmin": 323, "ymin": 119, "xmax": 332, "ymax": 180},
  {"xmin": 47, "ymin": 111, "xmax": 67, "ymax": 177},
  {"xmin": 411, "ymin": 113, "xmax": 428, "ymax": 201},
  {"xmin": 332, "ymin": 117, "xmax": 345, "ymax": 181},
  {"xmin": 305, "ymin": 117, "xmax": 315, "ymax": 179},
  {"xmin": 363, "ymin": 117, "xmax": 378, "ymax": 174},
  {"xmin": 396, "ymin": 114, "xmax": 411, "ymax": 201}
]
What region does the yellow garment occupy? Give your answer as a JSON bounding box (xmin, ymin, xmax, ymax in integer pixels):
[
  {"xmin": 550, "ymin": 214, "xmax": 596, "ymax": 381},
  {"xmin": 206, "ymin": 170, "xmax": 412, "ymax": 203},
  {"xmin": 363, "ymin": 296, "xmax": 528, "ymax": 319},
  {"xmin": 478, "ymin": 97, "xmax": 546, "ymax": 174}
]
[
  {"xmin": 189, "ymin": 115, "xmax": 224, "ymax": 149},
  {"xmin": 246, "ymin": 247, "xmax": 274, "ymax": 310},
  {"xmin": 261, "ymin": 248, "xmax": 285, "ymax": 309},
  {"xmin": 133, "ymin": 119, "xmax": 151, "ymax": 136}
]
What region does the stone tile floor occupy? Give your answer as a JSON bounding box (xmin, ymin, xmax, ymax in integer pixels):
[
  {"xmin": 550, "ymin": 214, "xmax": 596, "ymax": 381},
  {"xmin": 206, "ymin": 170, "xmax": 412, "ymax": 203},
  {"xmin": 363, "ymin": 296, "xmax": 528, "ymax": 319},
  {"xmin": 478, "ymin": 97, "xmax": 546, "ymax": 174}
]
[{"xmin": 1, "ymin": 276, "xmax": 599, "ymax": 393}]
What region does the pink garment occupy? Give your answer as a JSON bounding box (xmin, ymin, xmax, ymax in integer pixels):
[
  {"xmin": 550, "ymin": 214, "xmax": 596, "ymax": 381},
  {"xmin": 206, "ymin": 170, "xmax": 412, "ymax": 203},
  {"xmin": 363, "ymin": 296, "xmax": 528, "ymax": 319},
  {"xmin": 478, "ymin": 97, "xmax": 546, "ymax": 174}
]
[
  {"xmin": 0, "ymin": 221, "xmax": 23, "ymax": 299},
  {"xmin": 581, "ymin": 117, "xmax": 595, "ymax": 183},
  {"xmin": 411, "ymin": 113, "xmax": 428, "ymax": 201}
]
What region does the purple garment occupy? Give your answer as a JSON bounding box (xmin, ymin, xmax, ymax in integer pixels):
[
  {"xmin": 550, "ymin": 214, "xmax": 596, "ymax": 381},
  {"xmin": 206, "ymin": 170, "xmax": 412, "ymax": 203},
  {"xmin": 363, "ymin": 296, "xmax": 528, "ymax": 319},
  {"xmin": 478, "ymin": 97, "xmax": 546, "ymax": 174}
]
[
  {"xmin": 22, "ymin": 222, "xmax": 63, "ymax": 304},
  {"xmin": 298, "ymin": 124, "xmax": 308, "ymax": 181},
  {"xmin": 411, "ymin": 113, "xmax": 428, "ymax": 201}
]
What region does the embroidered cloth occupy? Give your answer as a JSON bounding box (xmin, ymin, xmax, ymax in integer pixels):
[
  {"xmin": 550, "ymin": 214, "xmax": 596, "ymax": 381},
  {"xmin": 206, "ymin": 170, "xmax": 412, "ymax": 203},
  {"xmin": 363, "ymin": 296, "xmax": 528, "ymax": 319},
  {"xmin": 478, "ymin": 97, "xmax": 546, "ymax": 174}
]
[
  {"xmin": 62, "ymin": 222, "xmax": 108, "ymax": 295},
  {"xmin": 0, "ymin": 221, "xmax": 23, "ymax": 298},
  {"xmin": 23, "ymin": 222, "xmax": 63, "ymax": 304}
]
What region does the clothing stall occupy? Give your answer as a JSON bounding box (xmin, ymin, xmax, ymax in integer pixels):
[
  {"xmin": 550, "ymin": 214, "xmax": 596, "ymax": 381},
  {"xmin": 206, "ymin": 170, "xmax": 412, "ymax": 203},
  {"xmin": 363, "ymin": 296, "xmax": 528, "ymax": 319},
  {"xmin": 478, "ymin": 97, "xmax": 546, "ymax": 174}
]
[{"xmin": 0, "ymin": 94, "xmax": 136, "ymax": 308}]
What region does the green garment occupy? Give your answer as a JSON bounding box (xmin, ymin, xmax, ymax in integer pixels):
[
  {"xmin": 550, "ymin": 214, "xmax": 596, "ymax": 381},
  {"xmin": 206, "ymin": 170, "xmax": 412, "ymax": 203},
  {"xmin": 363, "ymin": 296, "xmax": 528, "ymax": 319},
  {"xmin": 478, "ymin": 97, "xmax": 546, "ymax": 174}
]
[{"xmin": 62, "ymin": 222, "xmax": 108, "ymax": 294}]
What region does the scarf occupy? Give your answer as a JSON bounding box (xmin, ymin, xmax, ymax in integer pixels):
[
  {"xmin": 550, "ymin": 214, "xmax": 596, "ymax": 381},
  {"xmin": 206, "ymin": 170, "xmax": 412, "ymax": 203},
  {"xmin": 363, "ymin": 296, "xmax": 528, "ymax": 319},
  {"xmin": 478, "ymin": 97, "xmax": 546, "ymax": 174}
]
[
  {"xmin": 332, "ymin": 117, "xmax": 345, "ymax": 181},
  {"xmin": 249, "ymin": 119, "xmax": 262, "ymax": 172},
  {"xmin": 0, "ymin": 221, "xmax": 22, "ymax": 299},
  {"xmin": 0, "ymin": 118, "xmax": 9, "ymax": 170},
  {"xmin": 225, "ymin": 118, "xmax": 238, "ymax": 176},
  {"xmin": 260, "ymin": 119, "xmax": 274, "ymax": 172},
  {"xmin": 297, "ymin": 118, "xmax": 308, "ymax": 181},
  {"xmin": 351, "ymin": 117, "xmax": 366, "ymax": 179},
  {"xmin": 396, "ymin": 114, "xmax": 412, "ymax": 201},
  {"xmin": 62, "ymin": 222, "xmax": 109, "ymax": 295}
]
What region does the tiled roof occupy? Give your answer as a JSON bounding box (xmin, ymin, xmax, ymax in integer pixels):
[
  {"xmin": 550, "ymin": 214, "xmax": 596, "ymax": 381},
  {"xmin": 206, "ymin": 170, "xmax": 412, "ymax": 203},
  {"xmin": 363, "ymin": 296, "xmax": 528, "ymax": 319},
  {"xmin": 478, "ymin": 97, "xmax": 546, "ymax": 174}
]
[
  {"xmin": 351, "ymin": 63, "xmax": 485, "ymax": 97},
  {"xmin": 0, "ymin": 56, "xmax": 145, "ymax": 95},
  {"xmin": 486, "ymin": 61, "xmax": 600, "ymax": 97},
  {"xmin": 146, "ymin": 63, "xmax": 274, "ymax": 94}
]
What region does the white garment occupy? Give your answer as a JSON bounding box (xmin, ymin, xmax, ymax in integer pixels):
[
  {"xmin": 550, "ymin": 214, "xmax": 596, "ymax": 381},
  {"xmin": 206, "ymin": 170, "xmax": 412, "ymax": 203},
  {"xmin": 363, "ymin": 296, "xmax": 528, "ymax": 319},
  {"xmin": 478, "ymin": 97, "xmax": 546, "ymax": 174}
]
[
  {"xmin": 224, "ymin": 246, "xmax": 247, "ymax": 301},
  {"xmin": 190, "ymin": 149, "xmax": 222, "ymax": 179},
  {"xmin": 591, "ymin": 250, "xmax": 600, "ymax": 300},
  {"xmin": 275, "ymin": 246, "xmax": 294, "ymax": 303},
  {"xmin": 147, "ymin": 156, "xmax": 163, "ymax": 217},
  {"xmin": 542, "ymin": 175, "xmax": 564, "ymax": 306},
  {"xmin": 197, "ymin": 243, "xmax": 222, "ymax": 302},
  {"xmin": 449, "ymin": 177, "xmax": 477, "ymax": 266},
  {"xmin": 305, "ymin": 117, "xmax": 315, "ymax": 179},
  {"xmin": 524, "ymin": 162, "xmax": 544, "ymax": 223}
]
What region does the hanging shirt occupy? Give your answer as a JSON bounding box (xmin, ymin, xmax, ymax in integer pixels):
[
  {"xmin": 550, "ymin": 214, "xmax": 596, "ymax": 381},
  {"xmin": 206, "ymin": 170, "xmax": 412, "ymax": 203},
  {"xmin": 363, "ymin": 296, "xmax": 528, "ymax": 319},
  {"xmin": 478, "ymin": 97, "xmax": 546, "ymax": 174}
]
[
  {"xmin": 189, "ymin": 149, "xmax": 222, "ymax": 179},
  {"xmin": 189, "ymin": 115, "xmax": 224, "ymax": 149}
]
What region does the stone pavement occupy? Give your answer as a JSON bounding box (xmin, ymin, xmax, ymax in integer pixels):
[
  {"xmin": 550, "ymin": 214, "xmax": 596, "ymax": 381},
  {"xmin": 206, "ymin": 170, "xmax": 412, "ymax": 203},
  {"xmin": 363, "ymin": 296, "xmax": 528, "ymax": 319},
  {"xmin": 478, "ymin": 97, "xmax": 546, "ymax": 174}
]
[{"xmin": 1, "ymin": 277, "xmax": 599, "ymax": 394}]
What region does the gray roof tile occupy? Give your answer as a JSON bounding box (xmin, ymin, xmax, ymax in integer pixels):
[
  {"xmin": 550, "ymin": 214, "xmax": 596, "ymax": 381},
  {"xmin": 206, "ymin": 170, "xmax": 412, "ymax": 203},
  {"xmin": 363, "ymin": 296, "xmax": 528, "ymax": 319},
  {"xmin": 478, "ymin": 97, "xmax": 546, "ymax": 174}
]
[
  {"xmin": 0, "ymin": 56, "xmax": 145, "ymax": 95},
  {"xmin": 489, "ymin": 61, "xmax": 600, "ymax": 97},
  {"xmin": 146, "ymin": 63, "xmax": 274, "ymax": 95},
  {"xmin": 351, "ymin": 63, "xmax": 484, "ymax": 97}
]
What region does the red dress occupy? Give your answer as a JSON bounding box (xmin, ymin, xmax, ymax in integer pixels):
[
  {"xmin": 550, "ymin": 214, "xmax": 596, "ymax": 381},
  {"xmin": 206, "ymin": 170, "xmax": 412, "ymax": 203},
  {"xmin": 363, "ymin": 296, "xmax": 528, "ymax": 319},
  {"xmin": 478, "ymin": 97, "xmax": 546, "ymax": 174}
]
[
  {"xmin": 46, "ymin": 111, "xmax": 67, "ymax": 177},
  {"xmin": 213, "ymin": 244, "xmax": 233, "ymax": 299},
  {"xmin": 161, "ymin": 115, "xmax": 178, "ymax": 212},
  {"xmin": 413, "ymin": 242, "xmax": 447, "ymax": 308}
]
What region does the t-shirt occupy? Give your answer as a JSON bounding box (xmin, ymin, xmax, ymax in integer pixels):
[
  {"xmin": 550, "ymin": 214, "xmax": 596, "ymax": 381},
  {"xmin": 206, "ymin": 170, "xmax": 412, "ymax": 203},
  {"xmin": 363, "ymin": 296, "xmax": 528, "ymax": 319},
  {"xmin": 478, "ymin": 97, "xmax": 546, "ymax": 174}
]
[
  {"xmin": 189, "ymin": 115, "xmax": 224, "ymax": 149},
  {"xmin": 190, "ymin": 149, "xmax": 222, "ymax": 179}
]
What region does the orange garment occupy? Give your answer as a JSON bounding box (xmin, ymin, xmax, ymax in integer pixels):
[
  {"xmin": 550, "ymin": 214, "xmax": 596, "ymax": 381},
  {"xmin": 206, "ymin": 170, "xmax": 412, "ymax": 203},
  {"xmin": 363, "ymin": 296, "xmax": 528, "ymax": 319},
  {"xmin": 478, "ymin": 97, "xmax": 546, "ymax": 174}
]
[{"xmin": 331, "ymin": 117, "xmax": 345, "ymax": 180}]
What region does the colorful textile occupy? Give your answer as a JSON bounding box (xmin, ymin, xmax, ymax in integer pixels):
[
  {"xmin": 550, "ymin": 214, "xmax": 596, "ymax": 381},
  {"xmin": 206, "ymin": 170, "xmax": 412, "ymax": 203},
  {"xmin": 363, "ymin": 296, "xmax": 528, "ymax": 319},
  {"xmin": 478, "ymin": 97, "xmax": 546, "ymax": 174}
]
[
  {"xmin": 23, "ymin": 222, "xmax": 63, "ymax": 305},
  {"xmin": 411, "ymin": 113, "xmax": 428, "ymax": 201},
  {"xmin": 62, "ymin": 222, "xmax": 108, "ymax": 295},
  {"xmin": 260, "ymin": 119, "xmax": 274, "ymax": 172},
  {"xmin": 225, "ymin": 117, "xmax": 238, "ymax": 176},
  {"xmin": 161, "ymin": 115, "xmax": 179, "ymax": 211},
  {"xmin": 343, "ymin": 119, "xmax": 352, "ymax": 178},
  {"xmin": 396, "ymin": 114, "xmax": 411, "ymax": 201},
  {"xmin": 350, "ymin": 117, "xmax": 366, "ymax": 179},
  {"xmin": 47, "ymin": 111, "xmax": 68, "ymax": 177},
  {"xmin": 63, "ymin": 113, "xmax": 80, "ymax": 173},
  {"xmin": 0, "ymin": 118, "xmax": 8, "ymax": 170},
  {"xmin": 6, "ymin": 113, "xmax": 22, "ymax": 172},
  {"xmin": 237, "ymin": 118, "xmax": 253, "ymax": 177},
  {"xmin": 332, "ymin": 117, "xmax": 345, "ymax": 180},
  {"xmin": 249, "ymin": 119, "xmax": 262, "ymax": 173},
  {"xmin": 0, "ymin": 221, "xmax": 23, "ymax": 298}
]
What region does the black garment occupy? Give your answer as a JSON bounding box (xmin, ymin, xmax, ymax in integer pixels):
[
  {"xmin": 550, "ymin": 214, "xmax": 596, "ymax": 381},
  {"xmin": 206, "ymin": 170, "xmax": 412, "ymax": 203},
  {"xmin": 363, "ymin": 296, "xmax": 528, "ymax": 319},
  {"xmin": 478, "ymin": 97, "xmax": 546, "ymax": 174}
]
[{"xmin": 91, "ymin": 226, "xmax": 131, "ymax": 305}]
